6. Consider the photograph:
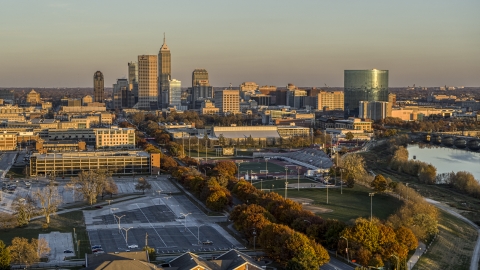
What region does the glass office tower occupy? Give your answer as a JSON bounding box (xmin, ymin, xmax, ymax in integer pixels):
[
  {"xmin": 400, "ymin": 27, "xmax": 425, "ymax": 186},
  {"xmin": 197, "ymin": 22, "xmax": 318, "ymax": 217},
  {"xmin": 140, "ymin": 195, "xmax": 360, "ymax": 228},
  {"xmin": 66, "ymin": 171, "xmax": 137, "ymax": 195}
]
[{"xmin": 344, "ymin": 69, "xmax": 389, "ymax": 117}]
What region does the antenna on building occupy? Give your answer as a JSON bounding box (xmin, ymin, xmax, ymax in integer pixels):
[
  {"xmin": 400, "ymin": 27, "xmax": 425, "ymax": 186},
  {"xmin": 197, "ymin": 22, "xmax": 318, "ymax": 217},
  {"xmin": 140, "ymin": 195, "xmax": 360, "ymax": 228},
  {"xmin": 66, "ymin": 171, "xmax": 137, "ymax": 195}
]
[
  {"xmin": 163, "ymin": 32, "xmax": 166, "ymax": 44},
  {"xmin": 229, "ymin": 83, "xmax": 232, "ymax": 89}
]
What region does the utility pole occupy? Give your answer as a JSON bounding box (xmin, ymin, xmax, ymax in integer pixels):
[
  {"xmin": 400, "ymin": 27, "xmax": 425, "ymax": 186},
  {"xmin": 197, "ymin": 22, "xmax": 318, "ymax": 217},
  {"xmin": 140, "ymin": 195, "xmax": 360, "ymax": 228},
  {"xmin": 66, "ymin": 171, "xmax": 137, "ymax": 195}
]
[{"xmin": 285, "ymin": 167, "xmax": 288, "ymax": 199}]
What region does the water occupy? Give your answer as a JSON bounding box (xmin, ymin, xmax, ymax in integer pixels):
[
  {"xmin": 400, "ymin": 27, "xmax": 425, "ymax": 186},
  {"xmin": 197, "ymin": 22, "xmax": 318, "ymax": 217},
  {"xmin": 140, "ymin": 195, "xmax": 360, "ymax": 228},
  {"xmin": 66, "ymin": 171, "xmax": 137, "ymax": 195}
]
[{"xmin": 407, "ymin": 144, "xmax": 480, "ymax": 181}]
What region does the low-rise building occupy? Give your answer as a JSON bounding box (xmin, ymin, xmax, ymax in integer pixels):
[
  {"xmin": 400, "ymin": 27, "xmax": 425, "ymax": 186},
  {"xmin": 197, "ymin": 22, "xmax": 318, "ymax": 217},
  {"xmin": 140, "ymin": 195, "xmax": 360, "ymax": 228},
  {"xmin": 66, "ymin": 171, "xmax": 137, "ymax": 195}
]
[
  {"xmin": 94, "ymin": 128, "xmax": 135, "ymax": 149},
  {"xmin": 0, "ymin": 131, "xmax": 17, "ymax": 150},
  {"xmin": 334, "ymin": 118, "xmax": 372, "ymax": 132},
  {"xmin": 30, "ymin": 151, "xmax": 154, "ymax": 176}
]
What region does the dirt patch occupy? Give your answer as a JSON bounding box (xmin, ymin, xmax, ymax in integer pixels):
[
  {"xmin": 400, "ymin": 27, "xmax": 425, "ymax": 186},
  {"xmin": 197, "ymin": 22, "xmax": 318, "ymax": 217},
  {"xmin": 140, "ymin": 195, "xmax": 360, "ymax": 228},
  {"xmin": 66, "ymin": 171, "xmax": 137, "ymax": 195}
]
[{"xmin": 291, "ymin": 198, "xmax": 333, "ymax": 214}]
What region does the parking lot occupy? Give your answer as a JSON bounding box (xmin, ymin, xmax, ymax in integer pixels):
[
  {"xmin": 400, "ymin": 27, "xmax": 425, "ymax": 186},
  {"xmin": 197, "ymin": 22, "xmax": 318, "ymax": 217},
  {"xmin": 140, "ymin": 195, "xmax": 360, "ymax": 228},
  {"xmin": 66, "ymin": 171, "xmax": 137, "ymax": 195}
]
[
  {"xmin": 84, "ymin": 192, "xmax": 241, "ymax": 254},
  {"xmin": 88, "ymin": 225, "xmax": 234, "ymax": 254}
]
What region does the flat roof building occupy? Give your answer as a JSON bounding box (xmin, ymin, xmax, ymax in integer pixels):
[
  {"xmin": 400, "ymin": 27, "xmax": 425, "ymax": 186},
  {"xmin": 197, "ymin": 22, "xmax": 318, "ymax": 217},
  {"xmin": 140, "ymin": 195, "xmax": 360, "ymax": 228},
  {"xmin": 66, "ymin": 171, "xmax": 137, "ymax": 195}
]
[{"xmin": 30, "ymin": 151, "xmax": 154, "ymax": 176}]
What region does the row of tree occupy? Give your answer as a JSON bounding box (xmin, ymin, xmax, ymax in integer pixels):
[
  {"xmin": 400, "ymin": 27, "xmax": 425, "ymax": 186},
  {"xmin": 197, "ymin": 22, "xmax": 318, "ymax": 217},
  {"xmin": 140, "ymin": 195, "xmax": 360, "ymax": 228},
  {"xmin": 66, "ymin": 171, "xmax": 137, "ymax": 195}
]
[
  {"xmin": 0, "ymin": 237, "xmax": 50, "ymax": 268},
  {"xmin": 390, "ymin": 146, "xmax": 437, "ymax": 184}
]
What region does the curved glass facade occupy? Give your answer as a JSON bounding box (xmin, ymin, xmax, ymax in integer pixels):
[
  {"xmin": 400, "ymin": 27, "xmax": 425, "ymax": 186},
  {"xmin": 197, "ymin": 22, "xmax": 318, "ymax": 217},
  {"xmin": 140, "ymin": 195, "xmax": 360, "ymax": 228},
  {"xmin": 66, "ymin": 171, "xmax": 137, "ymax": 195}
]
[{"xmin": 344, "ymin": 69, "xmax": 389, "ymax": 116}]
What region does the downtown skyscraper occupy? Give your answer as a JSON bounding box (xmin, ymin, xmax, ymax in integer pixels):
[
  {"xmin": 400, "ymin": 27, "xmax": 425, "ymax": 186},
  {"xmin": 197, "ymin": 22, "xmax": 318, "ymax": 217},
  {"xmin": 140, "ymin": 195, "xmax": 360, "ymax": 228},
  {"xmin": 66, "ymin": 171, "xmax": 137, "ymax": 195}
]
[
  {"xmin": 158, "ymin": 34, "xmax": 171, "ymax": 108},
  {"xmin": 138, "ymin": 55, "xmax": 158, "ymax": 110},
  {"xmin": 93, "ymin": 71, "xmax": 104, "ymax": 103}
]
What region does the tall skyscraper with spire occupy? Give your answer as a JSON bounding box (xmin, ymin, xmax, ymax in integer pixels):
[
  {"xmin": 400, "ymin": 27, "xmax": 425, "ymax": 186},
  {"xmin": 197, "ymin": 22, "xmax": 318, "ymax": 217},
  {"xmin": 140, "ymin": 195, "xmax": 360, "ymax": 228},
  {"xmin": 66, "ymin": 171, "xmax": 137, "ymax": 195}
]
[
  {"xmin": 93, "ymin": 71, "xmax": 104, "ymax": 103},
  {"xmin": 158, "ymin": 33, "xmax": 171, "ymax": 108}
]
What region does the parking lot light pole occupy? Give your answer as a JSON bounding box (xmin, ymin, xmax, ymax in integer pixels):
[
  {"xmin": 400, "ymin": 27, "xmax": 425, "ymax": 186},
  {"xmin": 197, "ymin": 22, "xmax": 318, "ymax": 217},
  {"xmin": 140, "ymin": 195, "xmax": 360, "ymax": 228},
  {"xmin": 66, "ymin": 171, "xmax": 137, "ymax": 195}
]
[
  {"xmin": 197, "ymin": 224, "xmax": 204, "ymax": 245},
  {"xmin": 122, "ymin": 227, "xmax": 133, "ymax": 246},
  {"xmin": 252, "ymin": 228, "xmax": 257, "ymax": 254},
  {"xmin": 114, "ymin": 214, "xmax": 125, "ymax": 232},
  {"xmin": 369, "ymin": 193, "xmax": 375, "ymax": 222},
  {"xmin": 285, "ymin": 167, "xmax": 288, "ymax": 199},
  {"xmin": 297, "ymin": 166, "xmax": 300, "ymax": 191},
  {"xmin": 180, "ymin": 212, "xmax": 192, "ymax": 231}
]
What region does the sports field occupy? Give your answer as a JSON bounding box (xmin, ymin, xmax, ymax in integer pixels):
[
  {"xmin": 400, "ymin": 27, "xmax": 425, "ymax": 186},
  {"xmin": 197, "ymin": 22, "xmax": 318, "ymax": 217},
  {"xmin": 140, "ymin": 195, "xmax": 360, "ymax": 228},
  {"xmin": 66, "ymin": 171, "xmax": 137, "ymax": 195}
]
[{"xmin": 237, "ymin": 160, "xmax": 287, "ymax": 174}]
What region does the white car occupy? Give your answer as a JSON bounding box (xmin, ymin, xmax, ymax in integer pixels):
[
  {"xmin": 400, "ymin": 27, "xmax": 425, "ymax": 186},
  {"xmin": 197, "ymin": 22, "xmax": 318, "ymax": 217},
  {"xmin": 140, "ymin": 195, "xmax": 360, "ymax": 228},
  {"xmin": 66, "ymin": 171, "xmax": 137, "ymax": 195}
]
[{"xmin": 128, "ymin": 244, "xmax": 138, "ymax": 249}]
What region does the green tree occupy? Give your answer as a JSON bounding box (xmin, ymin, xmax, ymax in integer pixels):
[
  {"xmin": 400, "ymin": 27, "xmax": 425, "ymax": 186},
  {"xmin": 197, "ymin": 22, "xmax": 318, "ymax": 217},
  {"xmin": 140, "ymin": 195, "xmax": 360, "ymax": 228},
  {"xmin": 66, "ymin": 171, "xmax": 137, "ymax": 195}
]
[
  {"xmin": 341, "ymin": 154, "xmax": 367, "ymax": 185},
  {"xmin": 135, "ymin": 177, "xmax": 152, "ymax": 194},
  {"xmin": 370, "ymin": 174, "xmax": 388, "ymax": 192},
  {"xmin": 0, "ymin": 240, "xmax": 10, "ymax": 270}
]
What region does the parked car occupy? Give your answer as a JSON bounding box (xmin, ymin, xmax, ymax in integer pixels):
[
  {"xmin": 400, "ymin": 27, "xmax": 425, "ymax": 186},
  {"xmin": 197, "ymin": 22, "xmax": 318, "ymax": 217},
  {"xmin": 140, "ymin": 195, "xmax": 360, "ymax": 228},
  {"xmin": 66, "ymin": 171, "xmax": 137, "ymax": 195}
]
[
  {"xmin": 91, "ymin": 245, "xmax": 102, "ymax": 250},
  {"xmin": 63, "ymin": 249, "xmax": 74, "ymax": 254},
  {"xmin": 128, "ymin": 244, "xmax": 138, "ymax": 249},
  {"xmin": 202, "ymin": 240, "xmax": 213, "ymax": 245}
]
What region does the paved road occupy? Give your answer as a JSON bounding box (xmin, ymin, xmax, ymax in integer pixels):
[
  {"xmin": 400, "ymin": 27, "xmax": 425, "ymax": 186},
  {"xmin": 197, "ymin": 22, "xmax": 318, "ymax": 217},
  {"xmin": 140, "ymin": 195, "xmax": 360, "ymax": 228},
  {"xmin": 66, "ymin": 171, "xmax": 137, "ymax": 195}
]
[
  {"xmin": 320, "ymin": 256, "xmax": 354, "ymax": 270},
  {"xmin": 426, "ymin": 198, "xmax": 480, "ymax": 270},
  {"xmin": 0, "ymin": 152, "xmax": 17, "ymax": 179}
]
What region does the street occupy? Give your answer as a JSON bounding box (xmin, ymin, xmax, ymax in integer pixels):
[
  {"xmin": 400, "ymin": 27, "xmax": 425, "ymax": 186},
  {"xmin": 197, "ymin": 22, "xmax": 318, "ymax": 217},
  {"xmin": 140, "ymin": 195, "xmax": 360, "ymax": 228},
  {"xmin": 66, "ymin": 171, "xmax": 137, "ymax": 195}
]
[{"xmin": 320, "ymin": 256, "xmax": 354, "ymax": 270}]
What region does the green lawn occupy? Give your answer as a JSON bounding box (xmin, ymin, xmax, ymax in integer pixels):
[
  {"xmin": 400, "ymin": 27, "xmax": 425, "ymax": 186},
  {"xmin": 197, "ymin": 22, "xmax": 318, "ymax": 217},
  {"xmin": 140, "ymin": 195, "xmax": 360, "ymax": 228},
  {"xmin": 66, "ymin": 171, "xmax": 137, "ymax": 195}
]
[
  {"xmin": 285, "ymin": 185, "xmax": 404, "ymax": 222},
  {"xmin": 252, "ymin": 178, "xmax": 318, "ymax": 189},
  {"xmin": 238, "ymin": 161, "xmax": 286, "ymax": 174}
]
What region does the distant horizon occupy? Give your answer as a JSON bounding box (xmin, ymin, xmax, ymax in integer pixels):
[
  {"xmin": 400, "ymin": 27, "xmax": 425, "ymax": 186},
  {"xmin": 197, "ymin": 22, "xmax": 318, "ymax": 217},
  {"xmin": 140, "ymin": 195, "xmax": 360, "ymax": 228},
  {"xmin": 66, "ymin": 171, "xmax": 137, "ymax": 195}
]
[
  {"xmin": 1, "ymin": 1, "xmax": 479, "ymax": 87},
  {"xmin": 1, "ymin": 85, "xmax": 479, "ymax": 89}
]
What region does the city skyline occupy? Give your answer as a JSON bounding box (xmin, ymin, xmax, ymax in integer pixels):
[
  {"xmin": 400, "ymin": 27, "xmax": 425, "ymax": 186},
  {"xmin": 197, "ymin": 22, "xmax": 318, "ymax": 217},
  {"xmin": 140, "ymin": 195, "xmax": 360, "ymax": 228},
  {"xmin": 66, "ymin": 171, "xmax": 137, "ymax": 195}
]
[{"xmin": 1, "ymin": 0, "xmax": 479, "ymax": 87}]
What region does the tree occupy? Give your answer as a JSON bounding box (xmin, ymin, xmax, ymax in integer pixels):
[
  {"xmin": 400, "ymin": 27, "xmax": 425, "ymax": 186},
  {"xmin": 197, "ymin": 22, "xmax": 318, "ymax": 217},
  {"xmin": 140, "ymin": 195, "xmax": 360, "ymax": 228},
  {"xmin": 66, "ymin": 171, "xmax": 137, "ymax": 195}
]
[
  {"xmin": 418, "ymin": 164, "xmax": 437, "ymax": 184},
  {"xmin": 135, "ymin": 177, "xmax": 152, "ymax": 194},
  {"xmin": 8, "ymin": 238, "xmax": 39, "ymax": 266},
  {"xmin": 101, "ymin": 178, "xmax": 118, "ymax": 199},
  {"xmin": 33, "ymin": 183, "xmax": 62, "ymax": 224},
  {"xmin": 0, "ymin": 213, "xmax": 15, "ymax": 231},
  {"xmin": 0, "ymin": 240, "xmax": 10, "ymax": 270},
  {"xmin": 131, "ymin": 112, "xmax": 145, "ymax": 126},
  {"xmin": 12, "ymin": 195, "xmax": 36, "ymax": 227},
  {"xmin": 341, "ymin": 154, "xmax": 367, "ymax": 185},
  {"xmin": 68, "ymin": 170, "xmax": 109, "ymax": 206},
  {"xmin": 345, "ymin": 132, "xmax": 354, "ymax": 141},
  {"xmin": 370, "ymin": 174, "xmax": 388, "ymax": 192},
  {"xmin": 36, "ymin": 238, "xmax": 50, "ymax": 259}
]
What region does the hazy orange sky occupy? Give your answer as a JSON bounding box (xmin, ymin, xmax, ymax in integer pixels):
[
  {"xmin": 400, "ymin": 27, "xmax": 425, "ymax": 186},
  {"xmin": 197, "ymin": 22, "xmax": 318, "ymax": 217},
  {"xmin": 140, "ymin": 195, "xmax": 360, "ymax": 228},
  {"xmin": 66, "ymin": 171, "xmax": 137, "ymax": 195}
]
[{"xmin": 1, "ymin": 0, "xmax": 479, "ymax": 87}]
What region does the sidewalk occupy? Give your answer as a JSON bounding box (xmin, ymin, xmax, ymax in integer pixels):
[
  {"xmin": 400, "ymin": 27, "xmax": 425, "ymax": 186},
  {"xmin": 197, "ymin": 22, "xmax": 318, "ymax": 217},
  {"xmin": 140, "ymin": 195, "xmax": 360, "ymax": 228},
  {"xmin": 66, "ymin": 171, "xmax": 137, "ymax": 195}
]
[{"xmin": 407, "ymin": 242, "xmax": 426, "ymax": 270}]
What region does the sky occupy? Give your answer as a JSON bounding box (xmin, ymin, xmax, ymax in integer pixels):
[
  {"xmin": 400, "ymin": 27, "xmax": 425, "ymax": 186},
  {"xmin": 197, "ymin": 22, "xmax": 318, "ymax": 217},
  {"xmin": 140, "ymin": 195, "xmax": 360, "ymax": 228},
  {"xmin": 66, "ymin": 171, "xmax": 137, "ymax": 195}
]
[{"xmin": 1, "ymin": 0, "xmax": 479, "ymax": 88}]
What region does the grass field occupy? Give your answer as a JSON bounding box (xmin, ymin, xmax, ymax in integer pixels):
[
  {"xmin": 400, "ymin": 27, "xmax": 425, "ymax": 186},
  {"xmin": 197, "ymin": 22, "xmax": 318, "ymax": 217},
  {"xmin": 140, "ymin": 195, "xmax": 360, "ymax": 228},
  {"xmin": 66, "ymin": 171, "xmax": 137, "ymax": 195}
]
[
  {"xmin": 286, "ymin": 185, "xmax": 404, "ymax": 222},
  {"xmin": 252, "ymin": 178, "xmax": 319, "ymax": 190},
  {"xmin": 0, "ymin": 211, "xmax": 91, "ymax": 259},
  {"xmin": 413, "ymin": 211, "xmax": 476, "ymax": 270},
  {"xmin": 238, "ymin": 161, "xmax": 287, "ymax": 174}
]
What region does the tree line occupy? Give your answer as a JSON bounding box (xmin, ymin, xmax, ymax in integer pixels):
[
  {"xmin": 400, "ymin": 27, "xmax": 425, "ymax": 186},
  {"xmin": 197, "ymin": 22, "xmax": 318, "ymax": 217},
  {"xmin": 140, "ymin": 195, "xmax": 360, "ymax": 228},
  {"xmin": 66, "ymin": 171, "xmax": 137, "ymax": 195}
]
[{"xmin": 0, "ymin": 237, "xmax": 50, "ymax": 269}]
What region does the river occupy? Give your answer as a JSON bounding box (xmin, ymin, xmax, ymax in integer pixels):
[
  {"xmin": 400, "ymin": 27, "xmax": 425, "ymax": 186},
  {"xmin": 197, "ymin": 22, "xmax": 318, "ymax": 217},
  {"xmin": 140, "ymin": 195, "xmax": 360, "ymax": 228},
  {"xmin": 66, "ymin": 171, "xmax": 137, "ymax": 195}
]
[{"xmin": 407, "ymin": 144, "xmax": 480, "ymax": 180}]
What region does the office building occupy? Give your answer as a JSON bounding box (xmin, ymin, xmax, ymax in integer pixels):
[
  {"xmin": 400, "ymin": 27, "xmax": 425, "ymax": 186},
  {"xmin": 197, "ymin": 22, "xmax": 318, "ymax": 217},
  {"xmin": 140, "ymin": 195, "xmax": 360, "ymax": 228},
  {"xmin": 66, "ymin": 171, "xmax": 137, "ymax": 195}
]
[
  {"xmin": 113, "ymin": 78, "xmax": 135, "ymax": 109},
  {"xmin": 240, "ymin": 82, "xmax": 258, "ymax": 92},
  {"xmin": 82, "ymin": 95, "xmax": 93, "ymax": 106},
  {"xmin": 317, "ymin": 91, "xmax": 344, "ymax": 111},
  {"xmin": 214, "ymin": 89, "xmax": 240, "ymax": 115},
  {"xmin": 344, "ymin": 69, "xmax": 389, "ymax": 116},
  {"xmin": 158, "ymin": 34, "xmax": 171, "ymax": 108},
  {"xmin": 26, "ymin": 89, "xmax": 41, "ymax": 105},
  {"xmin": 93, "ymin": 71, "xmax": 104, "ymax": 103},
  {"xmin": 167, "ymin": 79, "xmax": 182, "ymax": 108},
  {"xmin": 138, "ymin": 55, "xmax": 158, "ymax": 110},
  {"xmin": 200, "ymin": 100, "xmax": 219, "ymax": 115},
  {"xmin": 94, "ymin": 127, "xmax": 135, "ymax": 149},
  {"xmin": 192, "ymin": 69, "xmax": 209, "ymax": 88},
  {"xmin": 0, "ymin": 90, "xmax": 15, "ymax": 104},
  {"xmin": 287, "ymin": 89, "xmax": 307, "ymax": 109},
  {"xmin": 128, "ymin": 62, "xmax": 139, "ymax": 104},
  {"xmin": 0, "ymin": 131, "xmax": 17, "ymax": 151},
  {"xmin": 29, "ymin": 151, "xmax": 154, "ymax": 176},
  {"xmin": 359, "ymin": 101, "xmax": 388, "ymax": 121}
]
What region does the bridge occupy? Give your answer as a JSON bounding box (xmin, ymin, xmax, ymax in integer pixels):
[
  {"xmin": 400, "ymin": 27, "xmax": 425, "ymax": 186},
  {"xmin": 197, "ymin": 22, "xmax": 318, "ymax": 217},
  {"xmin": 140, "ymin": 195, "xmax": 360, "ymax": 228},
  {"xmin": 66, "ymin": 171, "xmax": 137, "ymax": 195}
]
[{"xmin": 422, "ymin": 133, "xmax": 480, "ymax": 150}]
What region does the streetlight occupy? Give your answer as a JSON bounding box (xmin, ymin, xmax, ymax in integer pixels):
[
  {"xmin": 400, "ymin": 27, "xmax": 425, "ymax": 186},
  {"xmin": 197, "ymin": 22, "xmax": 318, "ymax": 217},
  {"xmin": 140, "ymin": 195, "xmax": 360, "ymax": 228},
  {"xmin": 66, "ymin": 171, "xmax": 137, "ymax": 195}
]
[
  {"xmin": 188, "ymin": 134, "xmax": 191, "ymax": 158},
  {"xmin": 114, "ymin": 214, "xmax": 125, "ymax": 233},
  {"xmin": 369, "ymin": 193, "xmax": 375, "ymax": 222},
  {"xmin": 196, "ymin": 224, "xmax": 205, "ymax": 245},
  {"xmin": 122, "ymin": 227, "xmax": 133, "ymax": 246},
  {"xmin": 340, "ymin": 168, "xmax": 344, "ymax": 195},
  {"xmin": 405, "ymin": 183, "xmax": 409, "ymax": 201},
  {"xmin": 340, "ymin": 236, "xmax": 349, "ymax": 262},
  {"xmin": 284, "ymin": 167, "xmax": 288, "ymax": 199},
  {"xmin": 180, "ymin": 212, "xmax": 192, "ymax": 231},
  {"xmin": 252, "ymin": 228, "xmax": 257, "ymax": 254},
  {"xmin": 297, "ymin": 166, "xmax": 300, "ymax": 191},
  {"xmin": 391, "ymin": 254, "xmax": 399, "ymax": 270}
]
